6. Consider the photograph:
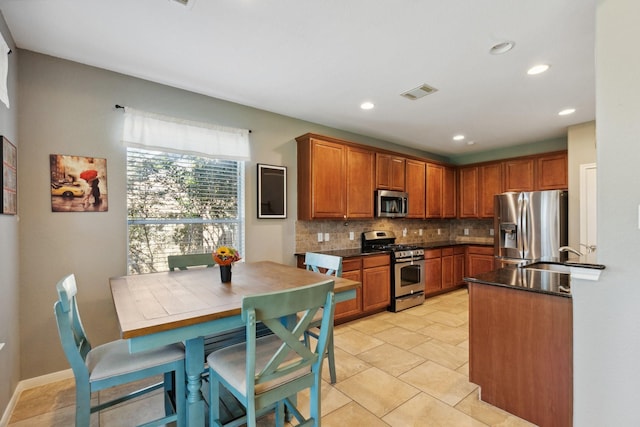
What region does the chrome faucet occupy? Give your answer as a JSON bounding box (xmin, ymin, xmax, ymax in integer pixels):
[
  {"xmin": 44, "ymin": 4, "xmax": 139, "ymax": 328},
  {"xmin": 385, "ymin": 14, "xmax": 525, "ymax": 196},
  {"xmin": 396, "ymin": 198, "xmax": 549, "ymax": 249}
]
[{"xmin": 559, "ymin": 246, "xmax": 583, "ymax": 257}]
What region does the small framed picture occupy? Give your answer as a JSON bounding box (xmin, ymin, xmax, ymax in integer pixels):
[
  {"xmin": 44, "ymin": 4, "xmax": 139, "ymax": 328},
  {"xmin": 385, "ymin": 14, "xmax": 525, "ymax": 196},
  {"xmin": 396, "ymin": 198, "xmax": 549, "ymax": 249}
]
[
  {"xmin": 257, "ymin": 164, "xmax": 286, "ymax": 218},
  {"xmin": 50, "ymin": 154, "xmax": 108, "ymax": 212},
  {"xmin": 1, "ymin": 136, "xmax": 17, "ymax": 215}
]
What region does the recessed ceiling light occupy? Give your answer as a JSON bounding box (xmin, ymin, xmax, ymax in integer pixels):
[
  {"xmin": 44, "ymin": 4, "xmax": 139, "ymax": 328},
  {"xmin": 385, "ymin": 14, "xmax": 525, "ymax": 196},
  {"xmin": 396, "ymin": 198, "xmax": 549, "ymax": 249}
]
[
  {"xmin": 527, "ymin": 64, "xmax": 550, "ymax": 75},
  {"xmin": 558, "ymin": 108, "xmax": 576, "ymax": 116},
  {"xmin": 489, "ymin": 41, "xmax": 515, "ymax": 55},
  {"xmin": 453, "ymin": 135, "xmax": 465, "ymax": 141},
  {"xmin": 467, "ymin": 140, "xmax": 476, "ymax": 146},
  {"xmin": 360, "ymin": 102, "xmax": 375, "ymax": 110}
]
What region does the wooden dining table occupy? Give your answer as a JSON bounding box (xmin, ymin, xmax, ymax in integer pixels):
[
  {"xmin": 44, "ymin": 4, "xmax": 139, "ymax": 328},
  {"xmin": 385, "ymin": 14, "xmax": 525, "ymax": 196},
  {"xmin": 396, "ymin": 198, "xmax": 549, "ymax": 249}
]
[{"xmin": 109, "ymin": 260, "xmax": 360, "ymax": 427}]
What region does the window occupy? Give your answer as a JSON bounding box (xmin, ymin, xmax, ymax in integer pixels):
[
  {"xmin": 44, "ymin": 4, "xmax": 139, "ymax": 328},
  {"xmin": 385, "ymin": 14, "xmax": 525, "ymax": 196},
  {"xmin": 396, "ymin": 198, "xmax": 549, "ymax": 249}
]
[{"xmin": 127, "ymin": 147, "xmax": 245, "ymax": 274}]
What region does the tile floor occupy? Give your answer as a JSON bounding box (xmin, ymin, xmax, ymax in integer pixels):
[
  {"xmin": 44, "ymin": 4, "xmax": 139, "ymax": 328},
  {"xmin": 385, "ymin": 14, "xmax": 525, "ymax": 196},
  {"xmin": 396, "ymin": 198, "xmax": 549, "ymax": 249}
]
[{"xmin": 7, "ymin": 289, "xmax": 536, "ymax": 426}]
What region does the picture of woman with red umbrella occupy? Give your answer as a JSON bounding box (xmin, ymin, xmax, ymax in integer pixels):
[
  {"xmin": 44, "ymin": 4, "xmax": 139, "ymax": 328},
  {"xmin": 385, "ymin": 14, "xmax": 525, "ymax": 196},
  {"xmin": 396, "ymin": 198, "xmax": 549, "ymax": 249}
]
[
  {"xmin": 80, "ymin": 169, "xmax": 100, "ymax": 208},
  {"xmin": 50, "ymin": 154, "xmax": 108, "ymax": 212}
]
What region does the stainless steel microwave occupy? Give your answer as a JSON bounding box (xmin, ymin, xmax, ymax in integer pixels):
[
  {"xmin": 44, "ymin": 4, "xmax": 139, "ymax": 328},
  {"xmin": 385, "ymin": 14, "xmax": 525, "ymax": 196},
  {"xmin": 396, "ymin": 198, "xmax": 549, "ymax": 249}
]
[{"xmin": 375, "ymin": 190, "xmax": 408, "ymax": 218}]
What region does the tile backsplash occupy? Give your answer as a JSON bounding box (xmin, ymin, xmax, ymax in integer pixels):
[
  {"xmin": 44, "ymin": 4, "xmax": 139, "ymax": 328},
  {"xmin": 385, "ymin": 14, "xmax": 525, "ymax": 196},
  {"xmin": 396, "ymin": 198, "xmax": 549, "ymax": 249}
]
[{"xmin": 296, "ymin": 218, "xmax": 494, "ymax": 253}]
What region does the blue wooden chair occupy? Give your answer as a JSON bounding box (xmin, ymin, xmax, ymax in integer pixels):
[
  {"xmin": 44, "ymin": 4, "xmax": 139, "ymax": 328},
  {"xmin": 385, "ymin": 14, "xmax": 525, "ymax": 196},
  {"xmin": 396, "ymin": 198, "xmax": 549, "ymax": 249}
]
[
  {"xmin": 54, "ymin": 274, "xmax": 186, "ymax": 427},
  {"xmin": 207, "ymin": 279, "xmax": 335, "ymax": 427},
  {"xmin": 168, "ymin": 253, "xmax": 216, "ymax": 271},
  {"xmin": 304, "ymin": 252, "xmax": 342, "ymax": 384}
]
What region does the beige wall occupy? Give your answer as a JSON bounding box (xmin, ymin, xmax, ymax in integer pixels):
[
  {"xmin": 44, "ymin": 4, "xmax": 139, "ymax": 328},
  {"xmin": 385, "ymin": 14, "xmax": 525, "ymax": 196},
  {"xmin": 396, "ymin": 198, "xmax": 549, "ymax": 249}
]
[
  {"xmin": 567, "ymin": 121, "xmax": 596, "ymax": 249},
  {"xmin": 0, "ymin": 15, "xmax": 19, "ymax": 415},
  {"xmin": 572, "ymin": 0, "xmax": 640, "ymax": 424}
]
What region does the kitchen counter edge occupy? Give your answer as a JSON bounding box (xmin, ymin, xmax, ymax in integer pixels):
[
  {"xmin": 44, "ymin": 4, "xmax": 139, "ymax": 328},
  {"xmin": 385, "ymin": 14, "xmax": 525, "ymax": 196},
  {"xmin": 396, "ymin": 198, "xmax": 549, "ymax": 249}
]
[{"xmin": 465, "ymin": 267, "xmax": 572, "ymax": 298}]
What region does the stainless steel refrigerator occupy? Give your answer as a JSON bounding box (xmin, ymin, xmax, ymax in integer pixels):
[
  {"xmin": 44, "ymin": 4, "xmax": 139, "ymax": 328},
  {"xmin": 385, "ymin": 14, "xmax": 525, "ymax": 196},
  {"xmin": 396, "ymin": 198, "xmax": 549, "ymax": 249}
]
[{"xmin": 494, "ymin": 190, "xmax": 568, "ymax": 267}]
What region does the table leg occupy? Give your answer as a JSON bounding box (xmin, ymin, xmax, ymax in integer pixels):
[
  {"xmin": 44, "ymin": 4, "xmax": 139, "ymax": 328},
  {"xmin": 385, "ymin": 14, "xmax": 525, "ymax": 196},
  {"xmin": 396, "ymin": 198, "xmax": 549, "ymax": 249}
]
[{"xmin": 184, "ymin": 336, "xmax": 205, "ymax": 427}]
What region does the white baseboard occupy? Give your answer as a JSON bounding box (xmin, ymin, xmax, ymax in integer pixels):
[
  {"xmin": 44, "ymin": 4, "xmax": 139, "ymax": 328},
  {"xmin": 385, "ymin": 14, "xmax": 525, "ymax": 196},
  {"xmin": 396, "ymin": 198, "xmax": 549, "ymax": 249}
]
[{"xmin": 0, "ymin": 369, "xmax": 73, "ymax": 427}]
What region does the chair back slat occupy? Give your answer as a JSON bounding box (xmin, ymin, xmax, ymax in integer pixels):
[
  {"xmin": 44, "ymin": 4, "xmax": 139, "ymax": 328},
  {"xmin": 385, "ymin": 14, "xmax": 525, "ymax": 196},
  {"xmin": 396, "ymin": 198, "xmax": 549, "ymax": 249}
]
[
  {"xmin": 304, "ymin": 252, "xmax": 342, "ymax": 277},
  {"xmin": 54, "ymin": 274, "xmax": 92, "ymax": 379},
  {"xmin": 241, "ymin": 280, "xmax": 335, "ymax": 393},
  {"xmin": 168, "ymin": 253, "xmax": 215, "ymax": 271}
]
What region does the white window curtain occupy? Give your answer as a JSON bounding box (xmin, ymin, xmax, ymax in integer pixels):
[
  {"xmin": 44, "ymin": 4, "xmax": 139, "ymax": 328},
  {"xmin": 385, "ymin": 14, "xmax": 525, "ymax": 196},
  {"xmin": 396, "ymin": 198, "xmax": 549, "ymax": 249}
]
[{"xmin": 121, "ymin": 107, "xmax": 250, "ymax": 161}]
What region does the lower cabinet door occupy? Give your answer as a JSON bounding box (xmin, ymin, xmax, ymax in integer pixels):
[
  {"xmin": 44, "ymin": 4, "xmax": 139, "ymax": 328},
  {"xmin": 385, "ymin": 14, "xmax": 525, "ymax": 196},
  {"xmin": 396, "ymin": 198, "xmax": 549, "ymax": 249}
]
[{"xmin": 362, "ymin": 265, "xmax": 390, "ymax": 311}]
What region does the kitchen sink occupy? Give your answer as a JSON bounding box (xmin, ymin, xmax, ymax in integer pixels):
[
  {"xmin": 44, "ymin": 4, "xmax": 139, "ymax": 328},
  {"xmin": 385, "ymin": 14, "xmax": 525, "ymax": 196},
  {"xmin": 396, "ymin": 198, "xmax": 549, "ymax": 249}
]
[
  {"xmin": 523, "ymin": 261, "xmax": 572, "ymax": 273},
  {"xmin": 522, "ymin": 261, "xmax": 605, "ymax": 280}
]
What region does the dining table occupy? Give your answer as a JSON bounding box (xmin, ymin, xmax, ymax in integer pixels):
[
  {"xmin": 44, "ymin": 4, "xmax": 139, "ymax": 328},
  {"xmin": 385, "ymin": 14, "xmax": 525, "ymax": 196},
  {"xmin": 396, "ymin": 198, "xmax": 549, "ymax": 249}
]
[{"xmin": 109, "ymin": 260, "xmax": 360, "ymax": 427}]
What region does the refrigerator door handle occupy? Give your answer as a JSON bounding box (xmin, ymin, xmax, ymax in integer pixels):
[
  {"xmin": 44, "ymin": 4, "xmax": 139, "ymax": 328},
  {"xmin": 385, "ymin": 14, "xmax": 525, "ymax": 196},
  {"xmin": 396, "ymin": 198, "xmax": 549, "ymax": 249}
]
[{"xmin": 520, "ymin": 193, "xmax": 529, "ymax": 259}]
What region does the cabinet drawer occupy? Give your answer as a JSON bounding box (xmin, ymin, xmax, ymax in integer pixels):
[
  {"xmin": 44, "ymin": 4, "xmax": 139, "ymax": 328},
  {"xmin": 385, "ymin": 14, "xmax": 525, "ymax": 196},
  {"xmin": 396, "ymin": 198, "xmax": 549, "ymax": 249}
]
[
  {"xmin": 467, "ymin": 245, "xmax": 493, "ymax": 255},
  {"xmin": 441, "ymin": 247, "xmax": 453, "ymax": 256},
  {"xmin": 363, "ymin": 254, "xmax": 390, "ymax": 269},
  {"xmin": 424, "ymin": 249, "xmax": 442, "ymax": 259},
  {"xmin": 454, "ymin": 246, "xmax": 465, "ymax": 255},
  {"xmin": 343, "ymin": 257, "xmax": 362, "ymax": 271}
]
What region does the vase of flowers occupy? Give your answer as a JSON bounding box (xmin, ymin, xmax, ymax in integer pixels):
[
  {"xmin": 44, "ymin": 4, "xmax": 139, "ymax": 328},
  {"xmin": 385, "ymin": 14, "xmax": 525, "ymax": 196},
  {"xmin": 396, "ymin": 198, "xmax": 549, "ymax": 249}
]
[{"xmin": 212, "ymin": 246, "xmax": 241, "ymax": 283}]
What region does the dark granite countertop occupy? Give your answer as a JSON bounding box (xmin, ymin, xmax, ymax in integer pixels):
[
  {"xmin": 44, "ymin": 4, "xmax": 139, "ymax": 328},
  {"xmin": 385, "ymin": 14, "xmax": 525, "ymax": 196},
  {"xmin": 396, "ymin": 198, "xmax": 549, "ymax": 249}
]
[
  {"xmin": 465, "ymin": 266, "xmax": 572, "ymax": 298},
  {"xmin": 294, "ymin": 241, "xmax": 493, "ymax": 258}
]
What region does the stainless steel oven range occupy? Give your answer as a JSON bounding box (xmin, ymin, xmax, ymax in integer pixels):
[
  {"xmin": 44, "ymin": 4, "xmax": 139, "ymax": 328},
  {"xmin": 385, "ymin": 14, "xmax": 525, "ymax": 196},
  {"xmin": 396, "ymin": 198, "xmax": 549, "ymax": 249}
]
[{"xmin": 361, "ymin": 230, "xmax": 425, "ymax": 312}]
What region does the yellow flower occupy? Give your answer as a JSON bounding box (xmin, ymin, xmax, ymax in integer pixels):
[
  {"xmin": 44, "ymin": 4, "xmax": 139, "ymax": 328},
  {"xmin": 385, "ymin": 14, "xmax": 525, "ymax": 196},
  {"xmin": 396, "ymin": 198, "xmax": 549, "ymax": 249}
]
[{"xmin": 213, "ymin": 246, "xmax": 241, "ymax": 265}]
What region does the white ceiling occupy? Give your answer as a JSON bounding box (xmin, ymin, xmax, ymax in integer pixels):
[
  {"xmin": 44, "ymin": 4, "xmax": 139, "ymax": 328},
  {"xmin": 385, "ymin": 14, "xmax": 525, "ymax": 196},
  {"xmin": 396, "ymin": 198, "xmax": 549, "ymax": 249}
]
[{"xmin": 0, "ymin": 0, "xmax": 595, "ymax": 157}]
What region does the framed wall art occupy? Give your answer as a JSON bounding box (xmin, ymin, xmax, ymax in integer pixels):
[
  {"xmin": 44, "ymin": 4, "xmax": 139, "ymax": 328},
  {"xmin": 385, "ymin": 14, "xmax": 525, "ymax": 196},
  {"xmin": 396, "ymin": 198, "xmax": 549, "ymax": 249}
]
[
  {"xmin": 1, "ymin": 136, "xmax": 17, "ymax": 215},
  {"xmin": 50, "ymin": 154, "xmax": 108, "ymax": 212},
  {"xmin": 257, "ymin": 163, "xmax": 286, "ymax": 218}
]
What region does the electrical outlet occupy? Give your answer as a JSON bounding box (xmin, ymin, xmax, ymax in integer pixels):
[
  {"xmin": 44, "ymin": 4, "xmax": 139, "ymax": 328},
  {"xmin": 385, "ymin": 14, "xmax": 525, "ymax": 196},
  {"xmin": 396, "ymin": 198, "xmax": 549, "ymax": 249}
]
[
  {"xmin": 402, "ymin": 228, "xmax": 407, "ymax": 237},
  {"xmin": 349, "ymin": 231, "xmax": 354, "ymax": 240},
  {"xmin": 324, "ymin": 233, "xmax": 330, "ymax": 241},
  {"xmin": 317, "ymin": 233, "xmax": 323, "ymax": 242},
  {"xmin": 489, "ymin": 228, "xmax": 495, "ymax": 236},
  {"xmin": 464, "ymin": 228, "xmax": 469, "ymax": 236},
  {"xmin": 437, "ymin": 228, "xmax": 441, "ymax": 235},
  {"xmin": 418, "ymin": 229, "xmax": 423, "ymax": 236}
]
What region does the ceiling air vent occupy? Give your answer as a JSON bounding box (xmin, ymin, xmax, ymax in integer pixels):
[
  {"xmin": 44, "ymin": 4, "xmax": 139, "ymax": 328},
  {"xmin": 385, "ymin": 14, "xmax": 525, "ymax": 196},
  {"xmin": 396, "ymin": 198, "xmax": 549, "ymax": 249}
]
[{"xmin": 401, "ymin": 84, "xmax": 438, "ymax": 100}]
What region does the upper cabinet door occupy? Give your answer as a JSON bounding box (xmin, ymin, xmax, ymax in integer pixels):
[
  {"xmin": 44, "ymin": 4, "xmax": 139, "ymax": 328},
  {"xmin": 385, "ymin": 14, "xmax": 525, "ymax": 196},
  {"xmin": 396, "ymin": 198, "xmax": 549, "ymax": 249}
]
[
  {"xmin": 405, "ymin": 159, "xmax": 426, "ymax": 218},
  {"xmin": 346, "ymin": 146, "xmax": 375, "ymax": 218},
  {"xmin": 376, "ymin": 153, "xmax": 405, "ymax": 191},
  {"xmin": 296, "ymin": 135, "xmax": 346, "ymax": 220},
  {"xmin": 426, "ymin": 163, "xmax": 443, "ymax": 218},
  {"xmin": 442, "ymin": 166, "xmax": 457, "ymax": 218},
  {"xmin": 459, "ymin": 166, "xmax": 479, "ymax": 218},
  {"xmin": 503, "ymin": 158, "xmax": 535, "ymax": 192},
  {"xmin": 536, "ymin": 152, "xmax": 568, "ymax": 190},
  {"xmin": 478, "ymin": 163, "xmax": 502, "ymax": 218}
]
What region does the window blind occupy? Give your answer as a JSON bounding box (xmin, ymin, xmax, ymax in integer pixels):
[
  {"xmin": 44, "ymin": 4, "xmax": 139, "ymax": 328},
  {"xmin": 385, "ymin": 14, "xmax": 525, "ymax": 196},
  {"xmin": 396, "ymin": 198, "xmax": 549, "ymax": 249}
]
[{"xmin": 127, "ymin": 148, "xmax": 245, "ymax": 274}]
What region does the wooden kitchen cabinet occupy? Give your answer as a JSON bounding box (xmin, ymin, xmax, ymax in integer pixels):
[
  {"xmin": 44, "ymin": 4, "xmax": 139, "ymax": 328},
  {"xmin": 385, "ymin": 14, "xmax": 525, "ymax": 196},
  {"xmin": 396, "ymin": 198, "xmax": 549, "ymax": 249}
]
[
  {"xmin": 405, "ymin": 159, "xmax": 426, "ymax": 218},
  {"xmin": 424, "ymin": 248, "xmax": 442, "ymax": 294},
  {"xmin": 362, "ymin": 254, "xmax": 391, "ymax": 311},
  {"xmin": 458, "ymin": 166, "xmax": 479, "ymax": 218},
  {"xmin": 426, "ymin": 163, "xmax": 443, "ymax": 218},
  {"xmin": 426, "ymin": 163, "xmax": 457, "ymax": 219},
  {"xmin": 442, "ymin": 165, "xmax": 457, "ymax": 218},
  {"xmin": 440, "ymin": 246, "xmax": 466, "ymax": 290},
  {"xmin": 335, "ymin": 257, "xmax": 363, "ymax": 320},
  {"xmin": 478, "ymin": 162, "xmax": 502, "ymax": 218},
  {"xmin": 469, "ymin": 283, "xmax": 573, "ymax": 427},
  {"xmin": 296, "ymin": 134, "xmax": 374, "ymax": 220},
  {"xmin": 458, "ymin": 162, "xmax": 500, "ymax": 219},
  {"xmin": 441, "ymin": 247, "xmax": 454, "ymax": 289},
  {"xmin": 536, "ymin": 151, "xmax": 568, "ymax": 190},
  {"xmin": 346, "ymin": 146, "xmax": 375, "ymax": 218},
  {"xmin": 503, "ymin": 157, "xmax": 535, "ymax": 192},
  {"xmin": 453, "ymin": 248, "xmax": 465, "ymax": 286},
  {"xmin": 466, "ymin": 245, "xmax": 495, "ymax": 277},
  {"xmin": 376, "ymin": 153, "xmax": 405, "ymax": 191}
]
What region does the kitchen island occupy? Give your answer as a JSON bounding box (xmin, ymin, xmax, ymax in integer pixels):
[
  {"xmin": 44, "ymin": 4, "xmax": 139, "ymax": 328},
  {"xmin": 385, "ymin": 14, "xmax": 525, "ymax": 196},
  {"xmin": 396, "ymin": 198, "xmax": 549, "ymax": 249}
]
[{"xmin": 465, "ymin": 267, "xmax": 573, "ymax": 427}]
